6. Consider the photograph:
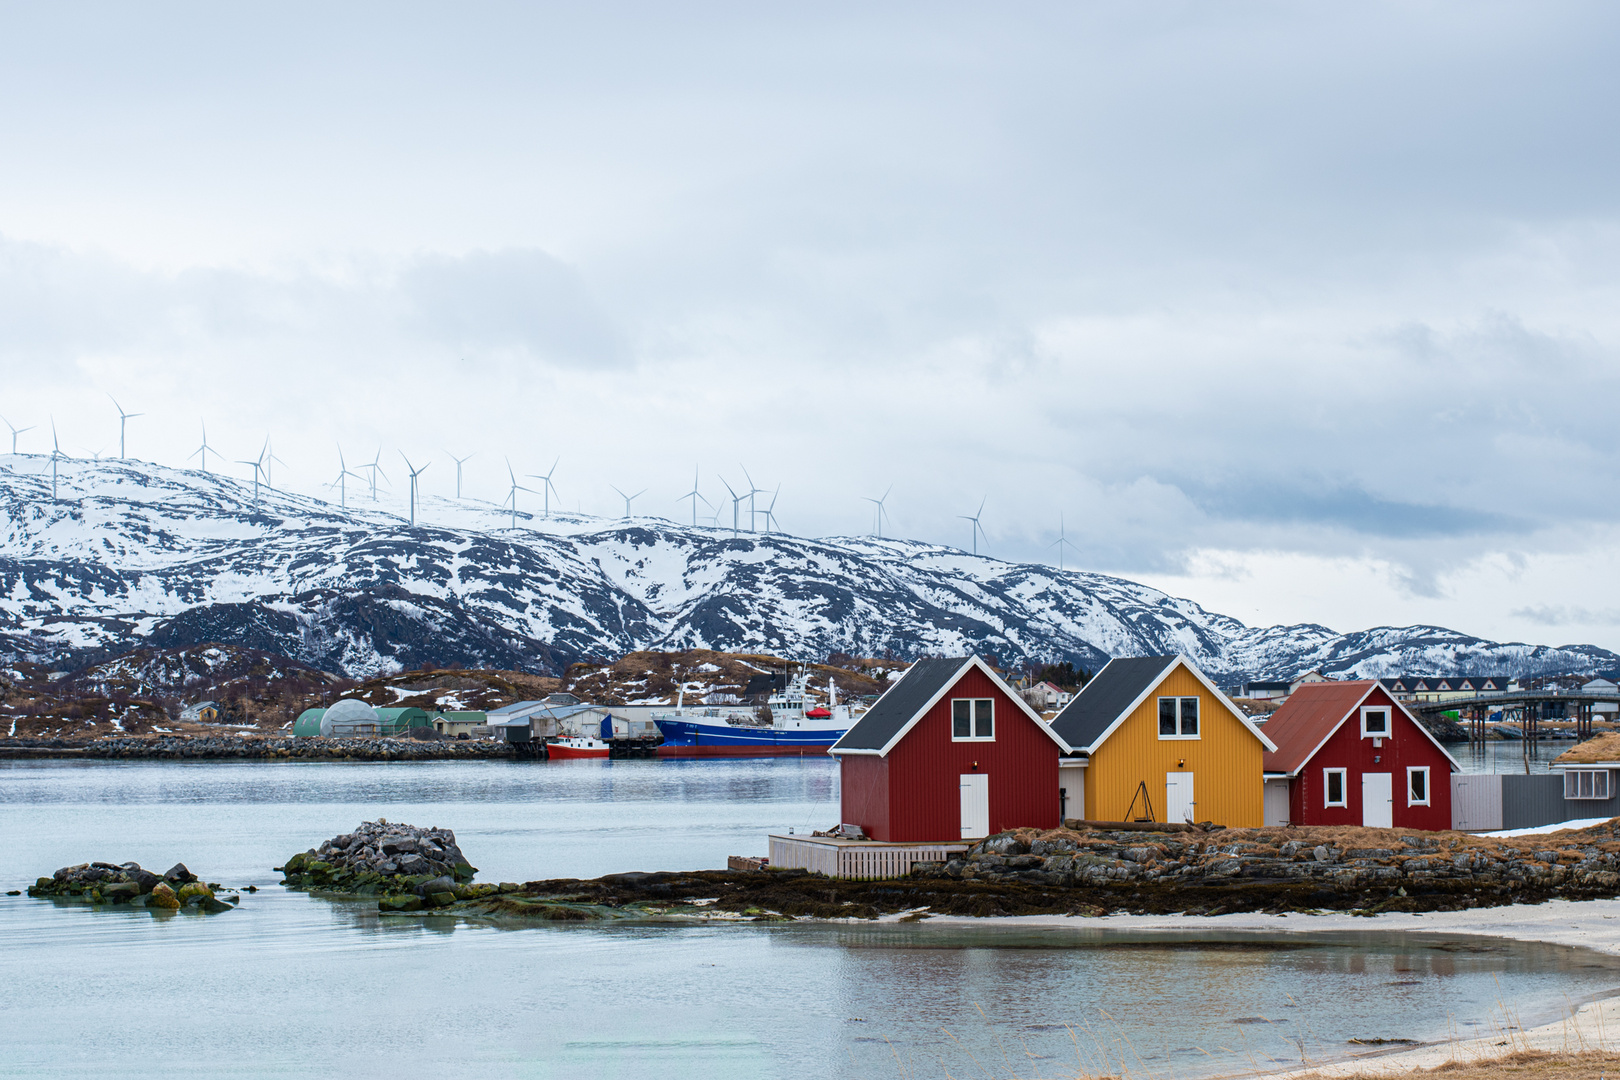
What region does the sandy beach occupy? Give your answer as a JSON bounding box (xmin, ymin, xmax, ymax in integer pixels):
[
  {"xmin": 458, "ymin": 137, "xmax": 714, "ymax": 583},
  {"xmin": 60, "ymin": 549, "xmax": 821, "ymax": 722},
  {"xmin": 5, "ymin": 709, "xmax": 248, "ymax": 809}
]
[{"xmin": 921, "ymin": 898, "xmax": 1620, "ymax": 1077}]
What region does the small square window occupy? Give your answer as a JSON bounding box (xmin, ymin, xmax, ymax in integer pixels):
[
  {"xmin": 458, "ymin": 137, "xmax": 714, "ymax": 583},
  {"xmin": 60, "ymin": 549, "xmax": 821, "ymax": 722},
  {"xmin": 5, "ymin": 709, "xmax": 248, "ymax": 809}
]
[
  {"xmin": 1361, "ymin": 707, "xmax": 1390, "ymax": 738},
  {"xmin": 1156, "ymin": 697, "xmax": 1201, "ymax": 739},
  {"xmin": 951, "ymin": 698, "xmax": 993, "ymax": 741},
  {"xmin": 1324, "ymin": 768, "xmax": 1347, "ymax": 807}
]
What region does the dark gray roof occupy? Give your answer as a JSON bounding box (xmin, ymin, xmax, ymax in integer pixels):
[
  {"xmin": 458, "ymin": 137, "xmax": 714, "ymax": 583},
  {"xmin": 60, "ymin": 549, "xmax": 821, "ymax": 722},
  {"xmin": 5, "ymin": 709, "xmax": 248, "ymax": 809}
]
[
  {"xmin": 1049, "ymin": 656, "xmax": 1177, "ymax": 752},
  {"xmin": 830, "ymin": 657, "xmax": 969, "ymax": 753}
]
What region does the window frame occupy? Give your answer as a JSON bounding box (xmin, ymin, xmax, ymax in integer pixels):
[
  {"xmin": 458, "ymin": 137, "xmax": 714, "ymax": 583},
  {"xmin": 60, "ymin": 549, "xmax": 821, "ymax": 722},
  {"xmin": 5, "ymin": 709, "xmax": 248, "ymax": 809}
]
[
  {"xmin": 950, "ymin": 697, "xmax": 995, "ymax": 742},
  {"xmin": 1324, "ymin": 767, "xmax": 1348, "ymax": 808},
  {"xmin": 1406, "ymin": 766, "xmax": 1431, "ymax": 806},
  {"xmin": 1156, "ymin": 696, "xmax": 1201, "ymax": 740},
  {"xmin": 1564, "ymin": 768, "xmax": 1612, "ymax": 801},
  {"xmin": 1360, "ymin": 706, "xmax": 1391, "ymax": 739}
]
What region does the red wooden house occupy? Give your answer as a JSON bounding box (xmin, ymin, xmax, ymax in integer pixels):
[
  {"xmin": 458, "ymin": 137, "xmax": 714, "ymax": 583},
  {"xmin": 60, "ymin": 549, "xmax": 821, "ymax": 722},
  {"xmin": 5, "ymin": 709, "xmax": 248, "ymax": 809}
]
[
  {"xmin": 1262, "ymin": 680, "xmax": 1459, "ymax": 830},
  {"xmin": 829, "ymin": 655, "xmax": 1068, "ymax": 842}
]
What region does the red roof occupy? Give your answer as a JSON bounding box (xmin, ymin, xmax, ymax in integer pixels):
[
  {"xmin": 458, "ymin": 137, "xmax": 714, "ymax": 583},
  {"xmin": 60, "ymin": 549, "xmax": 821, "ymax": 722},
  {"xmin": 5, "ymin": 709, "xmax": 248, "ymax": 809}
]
[{"xmin": 1262, "ymin": 681, "xmax": 1380, "ymax": 776}]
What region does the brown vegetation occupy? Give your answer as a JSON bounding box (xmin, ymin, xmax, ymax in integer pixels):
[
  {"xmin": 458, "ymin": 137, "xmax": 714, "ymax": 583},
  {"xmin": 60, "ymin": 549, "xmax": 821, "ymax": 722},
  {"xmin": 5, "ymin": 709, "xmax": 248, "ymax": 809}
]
[{"xmin": 559, "ymin": 648, "xmax": 895, "ymax": 706}]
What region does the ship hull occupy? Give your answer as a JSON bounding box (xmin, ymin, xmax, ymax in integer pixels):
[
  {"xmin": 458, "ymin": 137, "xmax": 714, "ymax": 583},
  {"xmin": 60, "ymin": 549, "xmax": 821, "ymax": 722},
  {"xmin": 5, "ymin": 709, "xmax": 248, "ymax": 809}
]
[{"xmin": 653, "ymin": 718, "xmax": 845, "ymax": 757}]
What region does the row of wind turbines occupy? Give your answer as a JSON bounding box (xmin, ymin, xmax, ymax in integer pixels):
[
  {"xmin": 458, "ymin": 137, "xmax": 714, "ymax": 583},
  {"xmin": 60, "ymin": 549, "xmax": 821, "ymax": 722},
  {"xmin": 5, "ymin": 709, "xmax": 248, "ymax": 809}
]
[{"xmin": 3, "ymin": 399, "xmax": 1085, "ymax": 568}]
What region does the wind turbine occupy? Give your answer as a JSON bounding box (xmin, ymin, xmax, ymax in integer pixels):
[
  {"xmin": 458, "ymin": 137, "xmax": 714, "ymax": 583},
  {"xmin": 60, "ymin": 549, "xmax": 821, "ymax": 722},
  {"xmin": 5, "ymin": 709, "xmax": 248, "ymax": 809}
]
[
  {"xmin": 329, "ymin": 446, "xmax": 364, "ymax": 509},
  {"xmin": 262, "ymin": 438, "xmax": 287, "ymax": 489},
  {"xmin": 1049, "ymin": 512, "xmax": 1080, "ymax": 571},
  {"xmin": 47, "ymin": 420, "xmax": 64, "ymax": 500},
  {"xmin": 0, "ymin": 415, "xmax": 33, "ymax": 455},
  {"xmin": 718, "ymin": 475, "xmax": 743, "ymax": 537},
  {"xmin": 678, "ymin": 467, "xmax": 711, "ymax": 526},
  {"xmin": 762, "ymin": 484, "xmax": 781, "ymax": 533},
  {"xmin": 109, "ymin": 396, "xmax": 142, "ymax": 460},
  {"xmin": 610, "ymin": 485, "xmax": 646, "ymax": 520},
  {"xmin": 363, "ymin": 449, "xmax": 388, "ymax": 501},
  {"xmin": 237, "ymin": 448, "xmax": 266, "ymax": 510},
  {"xmin": 958, "ymin": 496, "xmax": 987, "ymax": 556},
  {"xmin": 503, "ymin": 458, "xmax": 537, "ymax": 530},
  {"xmin": 188, "ymin": 422, "xmax": 218, "ymax": 473},
  {"xmin": 863, "ymin": 485, "xmax": 893, "ymax": 539},
  {"xmin": 400, "ymin": 454, "xmax": 430, "ymax": 527},
  {"xmin": 740, "ymin": 465, "xmax": 767, "ymax": 532},
  {"xmin": 527, "ymin": 457, "xmax": 560, "ymax": 518},
  {"xmin": 446, "ymin": 450, "xmax": 474, "ymax": 499}
]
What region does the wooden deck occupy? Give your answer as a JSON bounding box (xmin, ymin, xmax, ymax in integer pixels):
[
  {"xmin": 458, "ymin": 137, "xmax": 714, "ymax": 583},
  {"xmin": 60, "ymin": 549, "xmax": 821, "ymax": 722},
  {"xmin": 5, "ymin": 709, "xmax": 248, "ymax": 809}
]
[{"xmin": 767, "ymin": 834, "xmax": 969, "ymax": 880}]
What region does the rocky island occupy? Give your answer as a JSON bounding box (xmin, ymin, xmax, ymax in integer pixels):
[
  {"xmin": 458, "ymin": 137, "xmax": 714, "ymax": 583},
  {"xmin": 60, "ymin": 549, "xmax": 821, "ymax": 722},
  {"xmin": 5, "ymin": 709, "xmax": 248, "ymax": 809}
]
[
  {"xmin": 27, "ymin": 861, "xmax": 237, "ymax": 912},
  {"xmin": 278, "ymin": 820, "xmax": 505, "ymax": 911}
]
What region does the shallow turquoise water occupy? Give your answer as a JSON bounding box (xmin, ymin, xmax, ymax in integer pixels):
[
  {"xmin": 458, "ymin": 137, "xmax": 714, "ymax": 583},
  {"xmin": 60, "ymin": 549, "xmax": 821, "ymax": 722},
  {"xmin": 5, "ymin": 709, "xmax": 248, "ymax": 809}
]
[{"xmin": 2, "ymin": 758, "xmax": 1615, "ymax": 1079}]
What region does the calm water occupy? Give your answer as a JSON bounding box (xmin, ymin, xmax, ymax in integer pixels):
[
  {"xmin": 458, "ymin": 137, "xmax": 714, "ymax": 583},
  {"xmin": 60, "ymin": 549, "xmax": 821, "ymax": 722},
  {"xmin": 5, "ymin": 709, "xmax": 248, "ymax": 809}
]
[
  {"xmin": 1445, "ymin": 738, "xmax": 1562, "ymax": 774},
  {"xmin": 2, "ymin": 758, "xmax": 1615, "ymax": 1080}
]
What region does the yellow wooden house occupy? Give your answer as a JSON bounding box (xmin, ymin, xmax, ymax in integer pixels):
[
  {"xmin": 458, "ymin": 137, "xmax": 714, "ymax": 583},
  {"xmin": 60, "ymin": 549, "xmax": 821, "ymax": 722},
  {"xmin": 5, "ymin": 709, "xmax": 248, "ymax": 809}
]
[{"xmin": 1048, "ymin": 655, "xmax": 1276, "ymax": 827}]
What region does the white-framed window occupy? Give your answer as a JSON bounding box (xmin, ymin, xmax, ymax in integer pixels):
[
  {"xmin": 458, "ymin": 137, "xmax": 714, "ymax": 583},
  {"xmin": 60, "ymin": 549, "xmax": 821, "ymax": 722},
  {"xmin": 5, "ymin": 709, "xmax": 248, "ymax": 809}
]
[
  {"xmin": 1407, "ymin": 766, "xmax": 1430, "ymax": 806},
  {"xmin": 1361, "ymin": 706, "xmax": 1391, "ymax": 739},
  {"xmin": 951, "ymin": 698, "xmax": 994, "ymax": 741},
  {"xmin": 1564, "ymin": 769, "xmax": 1612, "ymax": 800},
  {"xmin": 1324, "ymin": 768, "xmax": 1347, "ymax": 807},
  {"xmin": 1157, "ymin": 696, "xmax": 1200, "ymax": 739}
]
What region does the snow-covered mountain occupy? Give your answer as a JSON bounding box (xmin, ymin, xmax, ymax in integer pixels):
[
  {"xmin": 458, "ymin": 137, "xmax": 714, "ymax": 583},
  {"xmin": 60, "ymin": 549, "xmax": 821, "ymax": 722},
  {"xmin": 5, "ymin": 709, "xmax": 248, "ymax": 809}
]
[{"xmin": 1, "ymin": 455, "xmax": 1614, "ymax": 682}]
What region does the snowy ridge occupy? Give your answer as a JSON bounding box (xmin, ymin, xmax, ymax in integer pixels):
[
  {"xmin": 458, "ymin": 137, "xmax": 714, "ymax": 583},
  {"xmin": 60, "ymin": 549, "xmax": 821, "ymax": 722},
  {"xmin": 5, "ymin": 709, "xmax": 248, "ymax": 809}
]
[{"xmin": 0, "ymin": 455, "xmax": 1614, "ymax": 680}]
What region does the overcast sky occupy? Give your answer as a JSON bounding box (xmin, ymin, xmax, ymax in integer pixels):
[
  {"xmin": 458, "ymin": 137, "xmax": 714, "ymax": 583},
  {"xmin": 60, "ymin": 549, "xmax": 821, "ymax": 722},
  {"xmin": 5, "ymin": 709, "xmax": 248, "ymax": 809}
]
[{"xmin": 2, "ymin": 3, "xmax": 1619, "ymax": 649}]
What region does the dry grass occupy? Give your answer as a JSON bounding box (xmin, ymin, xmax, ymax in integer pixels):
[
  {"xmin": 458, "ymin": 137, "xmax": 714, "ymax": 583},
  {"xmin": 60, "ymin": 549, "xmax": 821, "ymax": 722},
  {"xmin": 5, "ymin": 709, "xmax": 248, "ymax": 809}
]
[
  {"xmin": 1554, "ymin": 733, "xmax": 1620, "ymax": 765},
  {"xmin": 1293, "ymin": 1049, "xmax": 1620, "ymax": 1078}
]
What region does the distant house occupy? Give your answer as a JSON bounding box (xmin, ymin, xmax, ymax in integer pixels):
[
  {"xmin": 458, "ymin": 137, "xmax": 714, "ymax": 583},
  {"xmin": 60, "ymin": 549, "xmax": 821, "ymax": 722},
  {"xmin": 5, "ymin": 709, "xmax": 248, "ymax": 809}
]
[
  {"xmin": 180, "ymin": 700, "xmax": 220, "ymax": 723},
  {"xmin": 1024, "ymin": 680, "xmax": 1071, "ymax": 710},
  {"xmin": 829, "ymin": 656, "xmax": 1067, "ymax": 842},
  {"xmin": 1239, "ymin": 681, "xmax": 1292, "ymax": 701},
  {"xmin": 1048, "ymin": 656, "xmax": 1276, "ymax": 828},
  {"xmin": 1290, "ymin": 670, "xmax": 1328, "ymax": 694},
  {"xmin": 1383, "ymin": 676, "xmax": 1510, "ymax": 703},
  {"xmin": 1263, "ymin": 681, "xmax": 1459, "ymax": 830},
  {"xmin": 433, "ymin": 711, "xmax": 488, "ymax": 737}
]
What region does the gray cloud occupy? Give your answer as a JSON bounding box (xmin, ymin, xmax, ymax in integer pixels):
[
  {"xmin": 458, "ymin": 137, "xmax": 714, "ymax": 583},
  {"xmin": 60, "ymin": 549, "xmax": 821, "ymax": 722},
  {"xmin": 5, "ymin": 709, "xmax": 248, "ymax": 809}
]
[{"xmin": 1512, "ymin": 605, "xmax": 1620, "ymax": 628}]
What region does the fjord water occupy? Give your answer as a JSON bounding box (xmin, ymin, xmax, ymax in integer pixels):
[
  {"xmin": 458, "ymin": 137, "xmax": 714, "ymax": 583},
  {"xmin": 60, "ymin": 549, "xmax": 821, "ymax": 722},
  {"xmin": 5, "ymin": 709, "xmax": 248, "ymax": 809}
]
[{"xmin": 2, "ymin": 759, "xmax": 1615, "ymax": 1079}]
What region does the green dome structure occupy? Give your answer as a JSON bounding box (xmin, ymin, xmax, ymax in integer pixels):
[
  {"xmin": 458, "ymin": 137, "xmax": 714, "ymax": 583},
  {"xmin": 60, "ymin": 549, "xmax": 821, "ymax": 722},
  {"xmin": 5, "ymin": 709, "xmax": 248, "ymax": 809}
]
[{"xmin": 292, "ymin": 708, "xmax": 326, "ymax": 738}]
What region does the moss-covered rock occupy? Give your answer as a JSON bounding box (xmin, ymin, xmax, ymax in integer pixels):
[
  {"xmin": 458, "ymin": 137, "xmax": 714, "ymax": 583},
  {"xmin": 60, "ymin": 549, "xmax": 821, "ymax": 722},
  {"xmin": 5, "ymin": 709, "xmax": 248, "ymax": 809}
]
[
  {"xmin": 176, "ymin": 882, "xmax": 214, "ymax": 907},
  {"xmin": 148, "ymin": 882, "xmax": 180, "ymax": 910},
  {"xmin": 379, "ymin": 894, "xmax": 423, "ymax": 912}
]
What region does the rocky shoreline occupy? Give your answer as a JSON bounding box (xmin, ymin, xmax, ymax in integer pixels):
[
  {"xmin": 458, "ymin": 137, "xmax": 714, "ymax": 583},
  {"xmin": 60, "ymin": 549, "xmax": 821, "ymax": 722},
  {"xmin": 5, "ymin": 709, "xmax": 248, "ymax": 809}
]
[
  {"xmin": 27, "ymin": 860, "xmax": 238, "ymax": 912},
  {"xmin": 379, "ymin": 820, "xmax": 1620, "ymax": 923},
  {"xmin": 24, "ymin": 735, "xmax": 521, "ymax": 761}
]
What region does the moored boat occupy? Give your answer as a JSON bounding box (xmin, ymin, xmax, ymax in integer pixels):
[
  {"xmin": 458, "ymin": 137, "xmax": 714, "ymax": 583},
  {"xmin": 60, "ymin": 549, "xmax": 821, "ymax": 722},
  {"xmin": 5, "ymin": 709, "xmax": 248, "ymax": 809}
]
[
  {"xmin": 547, "ymin": 736, "xmax": 611, "ymax": 759},
  {"xmin": 653, "ymin": 668, "xmax": 857, "ymax": 757}
]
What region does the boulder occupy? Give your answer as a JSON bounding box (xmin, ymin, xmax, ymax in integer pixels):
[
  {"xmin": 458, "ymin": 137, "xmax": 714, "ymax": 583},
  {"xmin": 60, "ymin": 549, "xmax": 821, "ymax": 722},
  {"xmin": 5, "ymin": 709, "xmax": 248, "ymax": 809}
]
[
  {"xmin": 379, "ymin": 894, "xmax": 423, "ymax": 912},
  {"xmin": 176, "ymin": 882, "xmax": 214, "ymax": 907},
  {"xmin": 148, "ymin": 882, "xmax": 181, "ymax": 910},
  {"xmin": 164, "ymin": 863, "xmax": 197, "ymax": 884}
]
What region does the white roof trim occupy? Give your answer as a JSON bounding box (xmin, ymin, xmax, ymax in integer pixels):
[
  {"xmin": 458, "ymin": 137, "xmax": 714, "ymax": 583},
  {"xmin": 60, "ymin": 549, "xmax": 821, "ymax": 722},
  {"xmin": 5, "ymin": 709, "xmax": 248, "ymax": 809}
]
[
  {"xmin": 1074, "ymin": 655, "xmax": 1277, "ymax": 755},
  {"xmin": 1275, "ymin": 682, "xmax": 1462, "ymax": 776},
  {"xmin": 831, "ymin": 656, "xmax": 1070, "ymax": 759}
]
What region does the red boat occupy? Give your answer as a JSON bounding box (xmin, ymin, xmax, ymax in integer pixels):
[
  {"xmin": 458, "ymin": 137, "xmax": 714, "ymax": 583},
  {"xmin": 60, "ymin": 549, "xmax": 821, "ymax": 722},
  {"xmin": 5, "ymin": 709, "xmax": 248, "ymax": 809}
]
[{"xmin": 547, "ymin": 736, "xmax": 610, "ymax": 759}]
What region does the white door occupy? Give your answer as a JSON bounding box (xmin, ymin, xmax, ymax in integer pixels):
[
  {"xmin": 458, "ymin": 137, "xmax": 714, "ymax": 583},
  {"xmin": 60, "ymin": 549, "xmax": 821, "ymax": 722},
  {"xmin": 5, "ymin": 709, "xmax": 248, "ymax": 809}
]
[
  {"xmin": 959, "ymin": 774, "xmax": 989, "ymax": 838},
  {"xmin": 1362, "ymin": 772, "xmax": 1393, "ymax": 828},
  {"xmin": 1165, "ymin": 772, "xmax": 1195, "ymax": 824}
]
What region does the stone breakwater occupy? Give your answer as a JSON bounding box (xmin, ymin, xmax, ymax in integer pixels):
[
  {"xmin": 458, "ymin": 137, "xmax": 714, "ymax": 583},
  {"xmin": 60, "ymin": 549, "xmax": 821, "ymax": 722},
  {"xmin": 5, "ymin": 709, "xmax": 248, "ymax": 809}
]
[
  {"xmin": 279, "ymin": 821, "xmax": 514, "ymax": 912},
  {"xmin": 82, "ymin": 735, "xmax": 517, "ymax": 761},
  {"xmin": 913, "ymin": 821, "xmax": 1620, "ymax": 913},
  {"xmin": 27, "ymin": 860, "xmax": 236, "ymax": 913}
]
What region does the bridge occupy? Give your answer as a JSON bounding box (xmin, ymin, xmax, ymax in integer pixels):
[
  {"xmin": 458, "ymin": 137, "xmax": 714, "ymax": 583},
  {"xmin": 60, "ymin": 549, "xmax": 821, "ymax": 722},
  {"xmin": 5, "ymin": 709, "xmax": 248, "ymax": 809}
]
[{"xmin": 1405, "ymin": 690, "xmax": 1617, "ymax": 741}]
